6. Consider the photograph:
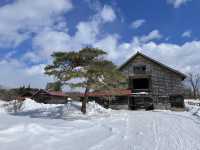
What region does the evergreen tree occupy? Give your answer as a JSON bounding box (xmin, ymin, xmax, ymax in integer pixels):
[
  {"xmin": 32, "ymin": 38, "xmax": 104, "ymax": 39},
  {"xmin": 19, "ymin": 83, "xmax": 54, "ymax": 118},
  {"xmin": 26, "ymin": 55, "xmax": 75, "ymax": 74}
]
[{"xmin": 45, "ymin": 47, "xmax": 125, "ymax": 113}]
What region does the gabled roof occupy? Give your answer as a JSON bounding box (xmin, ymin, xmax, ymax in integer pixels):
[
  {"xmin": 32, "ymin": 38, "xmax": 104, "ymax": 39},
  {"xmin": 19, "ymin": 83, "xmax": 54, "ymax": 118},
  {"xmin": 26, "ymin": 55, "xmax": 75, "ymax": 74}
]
[{"xmin": 119, "ymin": 52, "xmax": 186, "ymax": 80}]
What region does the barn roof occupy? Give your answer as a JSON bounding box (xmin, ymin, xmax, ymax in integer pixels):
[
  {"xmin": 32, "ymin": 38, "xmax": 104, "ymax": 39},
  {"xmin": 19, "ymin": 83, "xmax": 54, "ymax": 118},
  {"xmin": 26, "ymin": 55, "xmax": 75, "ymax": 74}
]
[
  {"xmin": 32, "ymin": 89, "xmax": 68, "ymax": 98},
  {"xmin": 119, "ymin": 51, "xmax": 186, "ymax": 80}
]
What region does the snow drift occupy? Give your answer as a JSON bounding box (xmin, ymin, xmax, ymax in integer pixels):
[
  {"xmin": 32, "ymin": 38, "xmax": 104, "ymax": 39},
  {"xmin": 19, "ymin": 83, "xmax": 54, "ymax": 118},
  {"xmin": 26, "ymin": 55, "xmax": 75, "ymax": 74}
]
[{"xmin": 0, "ymin": 98, "xmax": 110, "ymax": 119}]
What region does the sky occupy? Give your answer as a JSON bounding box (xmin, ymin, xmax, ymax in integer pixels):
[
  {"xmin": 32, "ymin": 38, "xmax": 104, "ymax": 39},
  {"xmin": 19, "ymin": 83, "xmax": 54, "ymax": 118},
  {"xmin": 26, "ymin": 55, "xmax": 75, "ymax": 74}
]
[{"xmin": 0, "ymin": 0, "xmax": 200, "ymax": 88}]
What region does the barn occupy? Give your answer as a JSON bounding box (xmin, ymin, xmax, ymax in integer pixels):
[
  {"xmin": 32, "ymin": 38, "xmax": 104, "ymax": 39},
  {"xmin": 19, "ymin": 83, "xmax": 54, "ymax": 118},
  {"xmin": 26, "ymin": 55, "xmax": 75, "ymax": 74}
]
[{"xmin": 87, "ymin": 52, "xmax": 186, "ymax": 110}]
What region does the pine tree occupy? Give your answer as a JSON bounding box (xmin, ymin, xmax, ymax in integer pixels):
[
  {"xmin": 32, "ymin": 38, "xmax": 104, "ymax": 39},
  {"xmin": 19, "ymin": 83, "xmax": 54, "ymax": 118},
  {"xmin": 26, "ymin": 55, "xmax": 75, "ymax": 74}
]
[{"xmin": 45, "ymin": 47, "xmax": 125, "ymax": 114}]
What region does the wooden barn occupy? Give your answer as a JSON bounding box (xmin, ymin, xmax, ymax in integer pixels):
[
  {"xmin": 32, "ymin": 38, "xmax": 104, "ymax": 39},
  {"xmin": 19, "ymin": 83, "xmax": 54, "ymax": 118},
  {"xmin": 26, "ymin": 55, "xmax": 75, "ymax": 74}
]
[
  {"xmin": 31, "ymin": 90, "xmax": 68, "ymax": 104},
  {"xmin": 119, "ymin": 52, "xmax": 186, "ymax": 110},
  {"xmin": 87, "ymin": 52, "xmax": 186, "ymax": 110}
]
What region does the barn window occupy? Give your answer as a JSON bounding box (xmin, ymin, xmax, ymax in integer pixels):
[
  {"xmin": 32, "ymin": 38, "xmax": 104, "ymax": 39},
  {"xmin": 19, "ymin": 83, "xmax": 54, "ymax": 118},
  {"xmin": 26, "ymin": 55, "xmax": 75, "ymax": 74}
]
[{"xmin": 133, "ymin": 65, "xmax": 146, "ymax": 74}]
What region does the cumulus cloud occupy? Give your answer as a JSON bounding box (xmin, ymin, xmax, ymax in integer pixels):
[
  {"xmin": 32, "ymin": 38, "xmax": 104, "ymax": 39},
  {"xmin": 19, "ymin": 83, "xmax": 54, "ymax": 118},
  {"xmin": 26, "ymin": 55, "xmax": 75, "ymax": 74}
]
[
  {"xmin": 1, "ymin": 0, "xmax": 199, "ymax": 89},
  {"xmin": 0, "ymin": 60, "xmax": 51, "ymax": 88},
  {"xmin": 25, "ymin": 64, "xmax": 46, "ymax": 76},
  {"xmin": 33, "ymin": 28, "xmax": 71, "ymax": 57},
  {"xmin": 100, "ymin": 5, "xmax": 116, "ymax": 22},
  {"xmin": 32, "ymin": 4, "xmax": 116, "ymax": 59},
  {"xmin": 0, "ymin": 0, "xmax": 73, "ymax": 48},
  {"xmin": 73, "ymin": 20, "xmax": 99, "ymax": 46},
  {"xmin": 182, "ymin": 30, "xmax": 192, "ymax": 38},
  {"xmin": 94, "ymin": 34, "xmax": 119, "ymax": 60},
  {"xmin": 131, "ymin": 19, "xmax": 146, "ymax": 29},
  {"xmin": 22, "ymin": 52, "xmax": 42, "ymax": 63},
  {"xmin": 138, "ymin": 30, "xmax": 162, "ymax": 43},
  {"xmin": 167, "ymin": 0, "xmax": 191, "ymax": 8},
  {"xmin": 132, "ymin": 41, "xmax": 200, "ymax": 73}
]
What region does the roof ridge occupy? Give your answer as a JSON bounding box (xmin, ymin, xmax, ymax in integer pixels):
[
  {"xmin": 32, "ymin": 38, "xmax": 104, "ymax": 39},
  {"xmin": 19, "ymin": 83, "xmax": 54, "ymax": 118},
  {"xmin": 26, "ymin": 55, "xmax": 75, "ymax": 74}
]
[{"xmin": 119, "ymin": 51, "xmax": 186, "ymax": 80}]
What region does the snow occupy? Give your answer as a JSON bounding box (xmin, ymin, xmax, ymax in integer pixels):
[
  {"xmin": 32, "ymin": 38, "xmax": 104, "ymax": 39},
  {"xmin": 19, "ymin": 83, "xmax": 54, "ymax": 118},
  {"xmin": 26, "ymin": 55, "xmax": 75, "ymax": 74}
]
[
  {"xmin": 132, "ymin": 92, "xmax": 148, "ymax": 95},
  {"xmin": 0, "ymin": 99, "xmax": 200, "ymax": 150},
  {"xmin": 21, "ymin": 98, "xmax": 63, "ymax": 111},
  {"xmin": 0, "ymin": 99, "xmax": 7, "ymax": 113},
  {"xmin": 185, "ymin": 99, "xmax": 200, "ymax": 117},
  {"xmin": 0, "ymin": 98, "xmax": 110, "ymax": 119}
]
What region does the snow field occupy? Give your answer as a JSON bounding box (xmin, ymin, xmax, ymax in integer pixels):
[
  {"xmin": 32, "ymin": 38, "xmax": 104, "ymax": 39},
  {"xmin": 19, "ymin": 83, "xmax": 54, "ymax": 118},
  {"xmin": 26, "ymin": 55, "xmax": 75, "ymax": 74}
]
[{"xmin": 0, "ymin": 99, "xmax": 200, "ymax": 150}]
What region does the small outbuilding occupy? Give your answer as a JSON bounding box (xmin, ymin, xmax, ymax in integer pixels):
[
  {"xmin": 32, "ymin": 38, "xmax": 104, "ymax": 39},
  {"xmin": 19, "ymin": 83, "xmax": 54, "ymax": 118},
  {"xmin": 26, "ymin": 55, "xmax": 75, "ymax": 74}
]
[{"xmin": 31, "ymin": 89, "xmax": 68, "ymax": 104}]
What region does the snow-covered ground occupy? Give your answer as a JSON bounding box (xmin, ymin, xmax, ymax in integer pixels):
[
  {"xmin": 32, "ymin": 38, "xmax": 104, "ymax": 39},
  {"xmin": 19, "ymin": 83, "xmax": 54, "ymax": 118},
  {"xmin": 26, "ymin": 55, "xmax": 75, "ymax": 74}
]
[
  {"xmin": 185, "ymin": 99, "xmax": 200, "ymax": 117},
  {"xmin": 0, "ymin": 99, "xmax": 200, "ymax": 150}
]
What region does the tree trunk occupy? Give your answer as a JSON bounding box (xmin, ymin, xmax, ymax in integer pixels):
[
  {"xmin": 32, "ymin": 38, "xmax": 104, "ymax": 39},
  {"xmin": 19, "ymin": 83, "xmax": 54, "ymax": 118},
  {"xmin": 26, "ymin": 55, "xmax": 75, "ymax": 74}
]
[
  {"xmin": 194, "ymin": 90, "xmax": 196, "ymax": 99},
  {"xmin": 81, "ymin": 87, "xmax": 89, "ymax": 114}
]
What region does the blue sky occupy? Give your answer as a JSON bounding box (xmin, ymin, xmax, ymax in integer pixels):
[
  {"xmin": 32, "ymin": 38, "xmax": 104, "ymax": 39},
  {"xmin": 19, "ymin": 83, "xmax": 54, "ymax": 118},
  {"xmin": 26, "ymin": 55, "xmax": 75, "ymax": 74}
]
[{"xmin": 0, "ymin": 0, "xmax": 199, "ymax": 88}]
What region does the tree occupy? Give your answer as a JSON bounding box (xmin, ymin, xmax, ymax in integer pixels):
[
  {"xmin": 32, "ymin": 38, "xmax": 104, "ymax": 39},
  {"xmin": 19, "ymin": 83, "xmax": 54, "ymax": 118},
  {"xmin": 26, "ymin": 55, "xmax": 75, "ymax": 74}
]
[
  {"xmin": 45, "ymin": 47, "xmax": 125, "ymax": 113},
  {"xmin": 188, "ymin": 73, "xmax": 200, "ymax": 99},
  {"xmin": 46, "ymin": 81, "xmax": 62, "ymax": 91},
  {"xmin": 15, "ymin": 85, "xmax": 32, "ymax": 96}
]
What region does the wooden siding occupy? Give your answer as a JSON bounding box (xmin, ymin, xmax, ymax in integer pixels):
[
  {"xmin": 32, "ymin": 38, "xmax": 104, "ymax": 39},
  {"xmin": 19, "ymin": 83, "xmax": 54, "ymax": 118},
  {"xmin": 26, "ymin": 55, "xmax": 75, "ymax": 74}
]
[{"xmin": 121, "ymin": 55, "xmax": 184, "ymax": 97}]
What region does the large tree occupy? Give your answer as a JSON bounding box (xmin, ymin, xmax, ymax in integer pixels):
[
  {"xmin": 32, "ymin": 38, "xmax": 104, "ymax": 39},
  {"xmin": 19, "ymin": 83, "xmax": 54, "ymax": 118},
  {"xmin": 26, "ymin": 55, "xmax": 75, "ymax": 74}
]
[{"xmin": 45, "ymin": 47, "xmax": 126, "ymax": 113}]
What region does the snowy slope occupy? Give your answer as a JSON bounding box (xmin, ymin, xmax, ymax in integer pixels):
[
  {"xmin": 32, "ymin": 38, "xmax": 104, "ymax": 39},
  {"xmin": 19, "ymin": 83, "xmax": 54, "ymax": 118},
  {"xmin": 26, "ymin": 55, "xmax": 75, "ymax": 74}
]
[{"xmin": 0, "ymin": 99, "xmax": 200, "ymax": 150}]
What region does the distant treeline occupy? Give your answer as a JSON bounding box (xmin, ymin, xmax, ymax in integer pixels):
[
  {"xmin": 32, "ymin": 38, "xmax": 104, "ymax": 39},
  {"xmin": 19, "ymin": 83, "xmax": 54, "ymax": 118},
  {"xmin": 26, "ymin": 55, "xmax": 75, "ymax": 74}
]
[{"xmin": 0, "ymin": 86, "xmax": 39, "ymax": 101}]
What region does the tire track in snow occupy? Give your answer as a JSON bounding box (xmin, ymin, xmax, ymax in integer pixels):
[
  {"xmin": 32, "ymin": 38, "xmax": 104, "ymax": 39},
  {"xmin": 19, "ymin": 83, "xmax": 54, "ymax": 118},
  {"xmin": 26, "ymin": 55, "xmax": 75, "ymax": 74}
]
[
  {"xmin": 88, "ymin": 111, "xmax": 129, "ymax": 150},
  {"xmin": 151, "ymin": 112, "xmax": 200, "ymax": 150},
  {"xmin": 152, "ymin": 116, "xmax": 161, "ymax": 150}
]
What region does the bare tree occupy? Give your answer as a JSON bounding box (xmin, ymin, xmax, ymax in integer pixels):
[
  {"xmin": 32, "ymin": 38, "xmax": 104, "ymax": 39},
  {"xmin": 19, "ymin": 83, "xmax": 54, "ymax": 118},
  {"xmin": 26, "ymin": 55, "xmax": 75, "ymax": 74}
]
[{"xmin": 188, "ymin": 73, "xmax": 200, "ymax": 99}]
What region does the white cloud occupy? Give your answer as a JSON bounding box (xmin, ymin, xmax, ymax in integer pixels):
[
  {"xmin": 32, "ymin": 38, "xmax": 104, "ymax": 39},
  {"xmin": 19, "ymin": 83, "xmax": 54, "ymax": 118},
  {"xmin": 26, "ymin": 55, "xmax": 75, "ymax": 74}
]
[
  {"xmin": 73, "ymin": 20, "xmax": 99, "ymax": 46},
  {"xmin": 100, "ymin": 5, "xmax": 116, "ymax": 22},
  {"xmin": 32, "ymin": 16, "xmax": 100, "ymax": 58},
  {"xmin": 2, "ymin": 0, "xmax": 200, "ymax": 89},
  {"xmin": 22, "ymin": 52, "xmax": 42, "ymax": 63},
  {"xmin": 88, "ymin": 30, "xmax": 162, "ymax": 65},
  {"xmin": 138, "ymin": 30, "xmax": 162, "ymax": 43},
  {"xmin": 167, "ymin": 0, "xmax": 191, "ymax": 8},
  {"xmin": 32, "ymin": 4, "xmax": 117, "ymax": 59},
  {"xmin": 0, "ymin": 0, "xmax": 73, "ymax": 48},
  {"xmin": 182, "ymin": 30, "xmax": 192, "ymax": 38},
  {"xmin": 0, "ymin": 60, "xmax": 51, "ymax": 88},
  {"xmin": 25, "ymin": 64, "xmax": 46, "ymax": 76},
  {"xmin": 131, "ymin": 19, "xmax": 146, "ymax": 29},
  {"xmin": 33, "ymin": 28, "xmax": 71, "ymax": 57},
  {"xmin": 94, "ymin": 34, "xmax": 119, "ymax": 60}
]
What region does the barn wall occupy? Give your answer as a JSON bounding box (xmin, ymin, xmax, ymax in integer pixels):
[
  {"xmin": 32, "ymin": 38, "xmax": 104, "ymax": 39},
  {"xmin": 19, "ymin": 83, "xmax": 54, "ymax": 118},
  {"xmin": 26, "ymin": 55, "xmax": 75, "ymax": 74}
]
[
  {"xmin": 33, "ymin": 94, "xmax": 67, "ymax": 104},
  {"xmin": 47, "ymin": 96, "xmax": 67, "ymax": 104},
  {"xmin": 121, "ymin": 55, "xmax": 184, "ymax": 97}
]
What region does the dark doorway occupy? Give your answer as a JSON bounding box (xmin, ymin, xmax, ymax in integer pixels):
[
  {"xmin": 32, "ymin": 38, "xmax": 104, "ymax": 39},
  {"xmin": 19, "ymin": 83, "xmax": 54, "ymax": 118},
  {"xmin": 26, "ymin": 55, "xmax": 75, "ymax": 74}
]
[{"xmin": 133, "ymin": 78, "xmax": 149, "ymax": 90}]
